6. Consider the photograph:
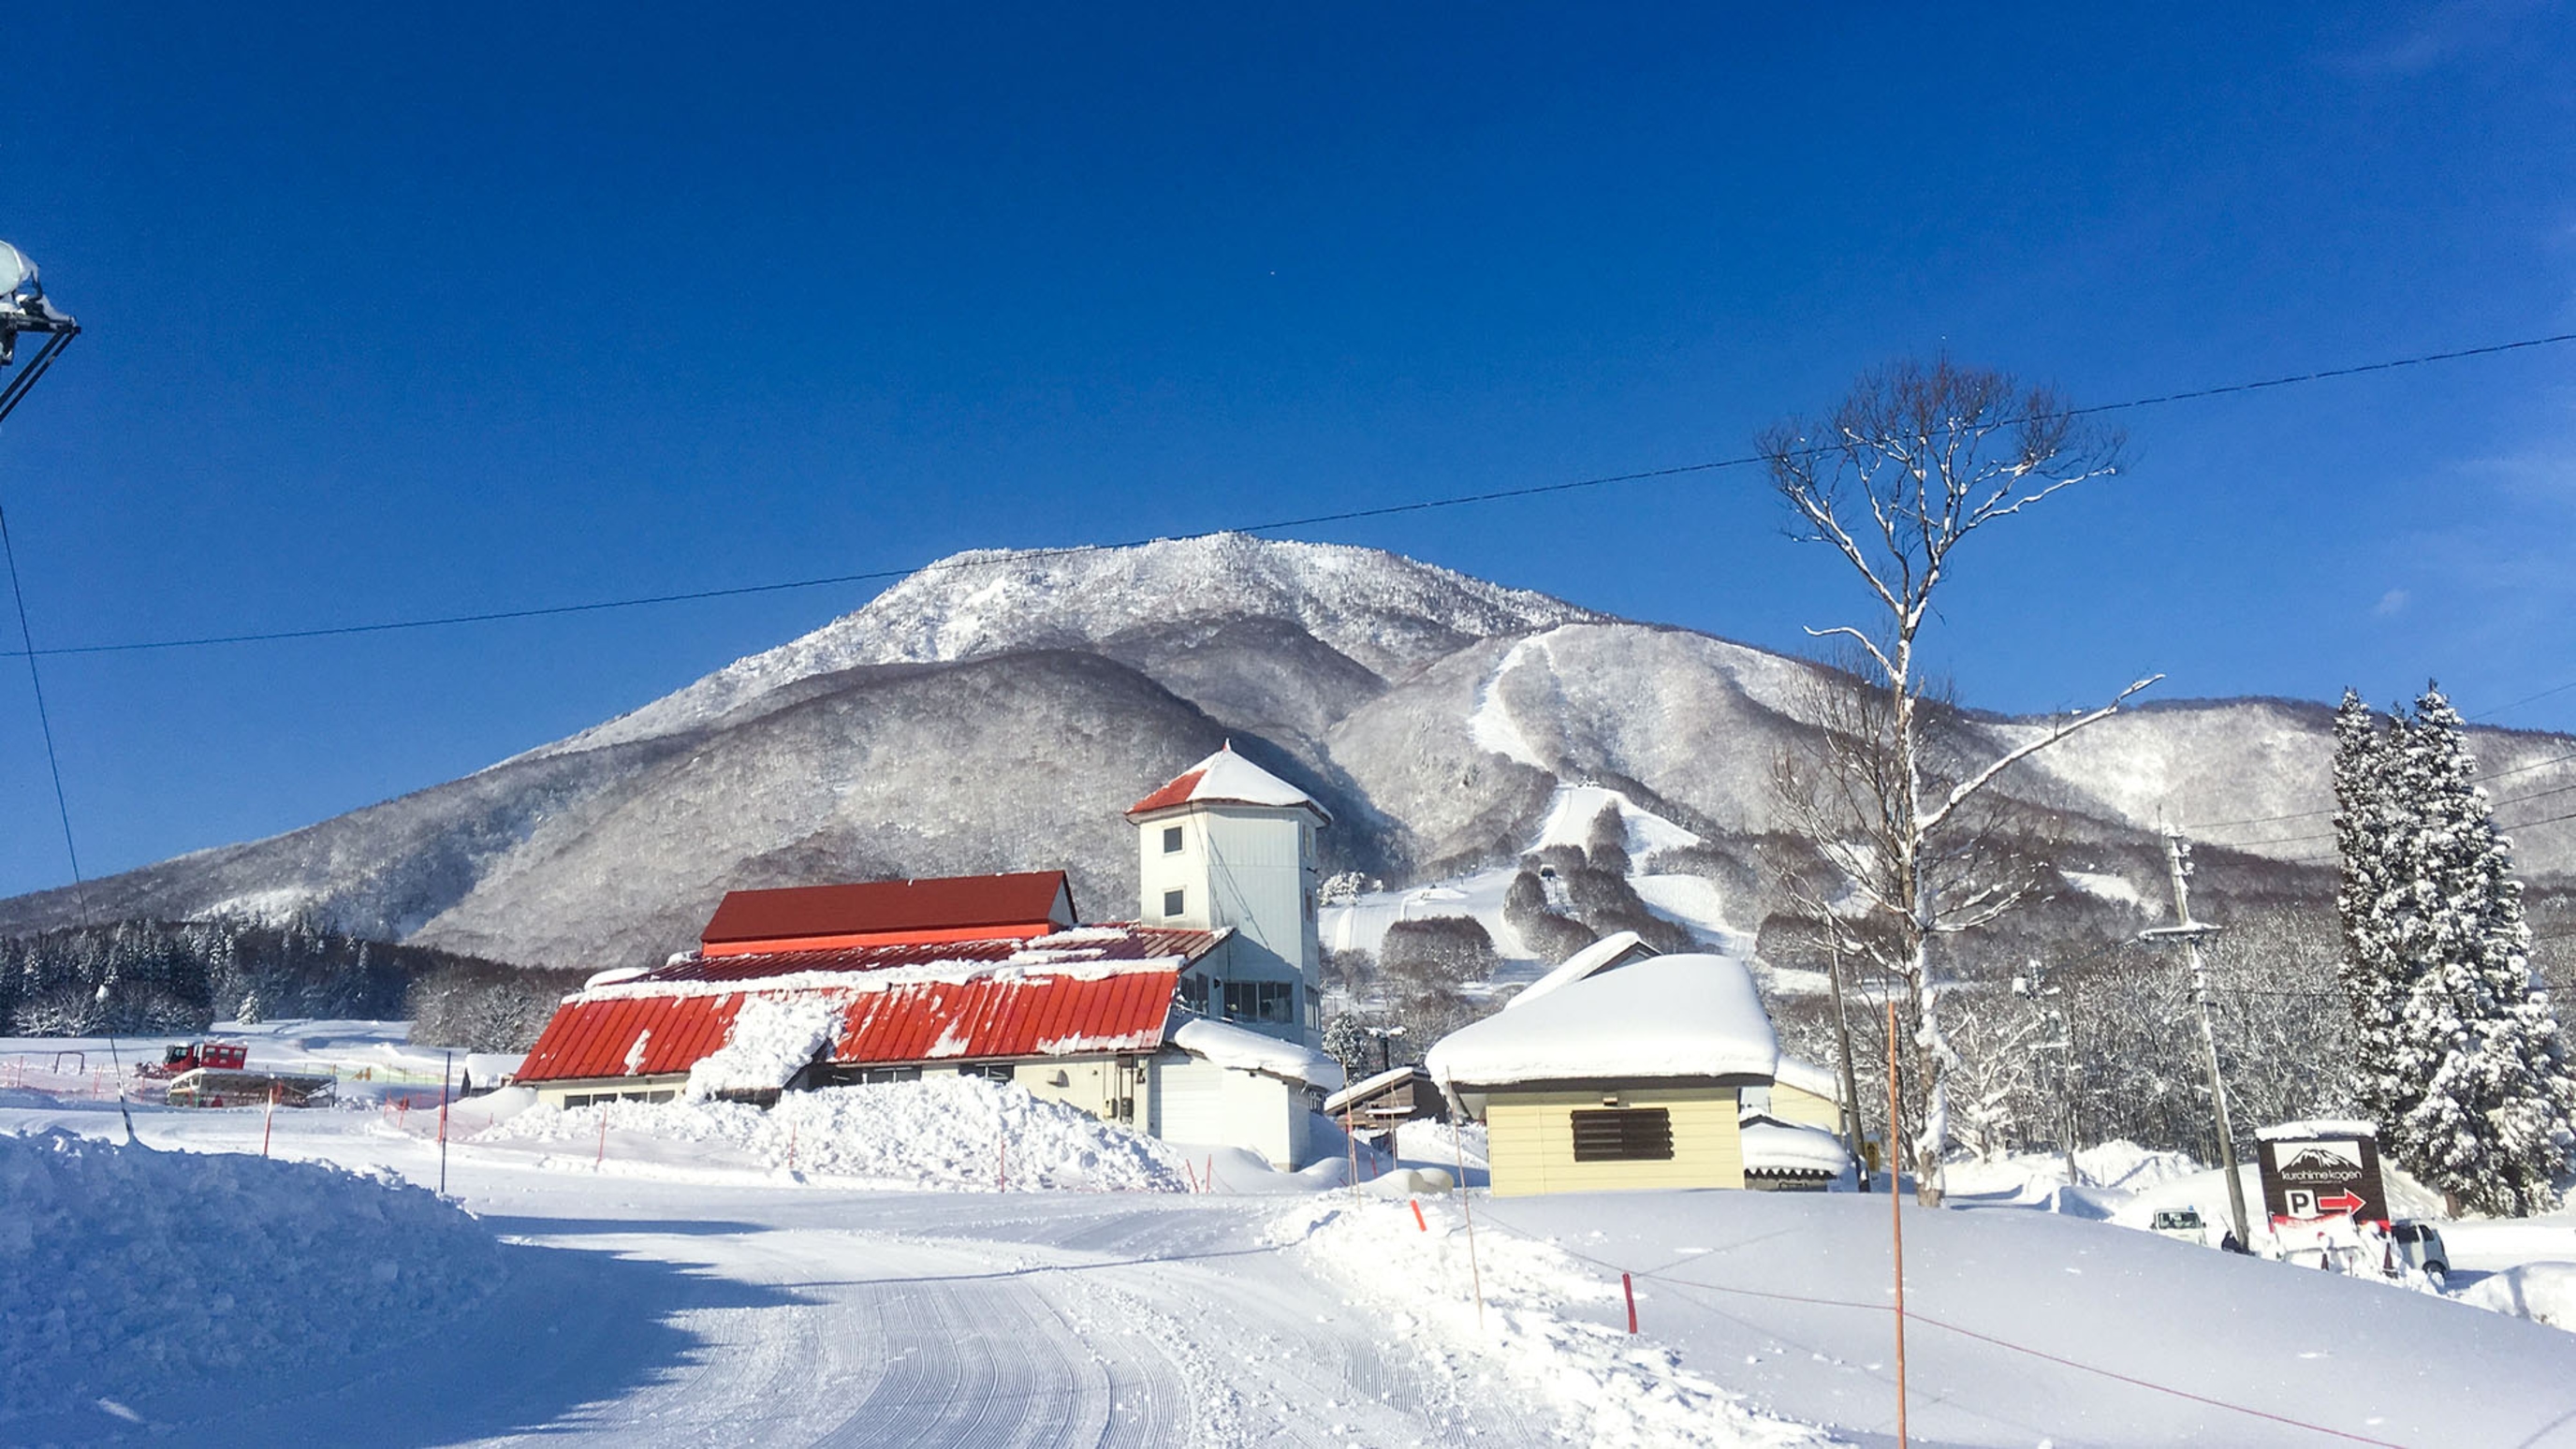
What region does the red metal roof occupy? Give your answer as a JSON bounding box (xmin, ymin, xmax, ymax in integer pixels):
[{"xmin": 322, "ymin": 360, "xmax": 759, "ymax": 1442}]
[
  {"xmin": 514, "ymin": 925, "xmax": 1222, "ymax": 1085},
  {"xmin": 1126, "ymin": 768, "xmax": 1208, "ymax": 817},
  {"xmin": 699, "ymin": 871, "xmax": 1076, "ymax": 953}
]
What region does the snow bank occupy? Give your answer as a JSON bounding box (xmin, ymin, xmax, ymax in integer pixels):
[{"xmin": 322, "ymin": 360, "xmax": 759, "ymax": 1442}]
[
  {"xmin": 684, "ymin": 991, "xmax": 846, "ymax": 1099},
  {"xmin": 1276, "ymin": 1198, "xmax": 1824, "ymax": 1447},
  {"xmin": 2460, "ymin": 1262, "xmax": 2576, "ymax": 1331},
  {"xmin": 0, "ymin": 1129, "xmax": 504, "ymax": 1421},
  {"xmin": 479, "ymin": 1076, "xmax": 1193, "ymax": 1192}
]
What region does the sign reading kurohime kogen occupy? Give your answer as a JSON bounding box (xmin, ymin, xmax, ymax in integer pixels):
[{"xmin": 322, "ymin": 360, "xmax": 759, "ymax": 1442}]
[{"xmin": 2255, "ymin": 1120, "xmax": 2391, "ymax": 1230}]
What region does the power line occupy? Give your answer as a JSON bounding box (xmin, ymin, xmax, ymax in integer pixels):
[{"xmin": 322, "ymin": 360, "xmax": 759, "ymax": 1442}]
[
  {"xmin": 2192, "ymin": 746, "xmax": 2576, "ymax": 842},
  {"xmin": 0, "ymin": 495, "xmax": 89, "ymax": 922},
  {"xmin": 8, "ymin": 329, "xmax": 2576, "ymax": 663}
]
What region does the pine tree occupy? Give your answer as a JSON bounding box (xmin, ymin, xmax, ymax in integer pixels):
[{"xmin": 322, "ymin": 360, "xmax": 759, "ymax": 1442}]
[
  {"xmin": 2385, "ymin": 686, "xmax": 2576, "ymax": 1214},
  {"xmin": 2333, "ymin": 690, "xmax": 2411, "ymax": 1132}
]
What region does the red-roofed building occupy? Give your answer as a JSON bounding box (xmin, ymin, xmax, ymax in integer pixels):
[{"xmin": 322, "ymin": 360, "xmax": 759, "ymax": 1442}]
[{"xmin": 507, "ymin": 750, "xmax": 1345, "ymax": 1165}]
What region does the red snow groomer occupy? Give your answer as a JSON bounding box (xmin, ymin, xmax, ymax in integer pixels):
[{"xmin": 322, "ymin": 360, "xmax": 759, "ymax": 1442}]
[
  {"xmin": 138, "ymin": 1041, "xmax": 333, "ymax": 1108},
  {"xmin": 138, "ymin": 1041, "xmax": 249, "ymax": 1079}
]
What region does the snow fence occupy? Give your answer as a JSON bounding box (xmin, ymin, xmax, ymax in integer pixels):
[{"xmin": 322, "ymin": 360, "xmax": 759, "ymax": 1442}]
[
  {"xmin": 0, "ymin": 1128, "xmax": 505, "ymax": 1422},
  {"xmin": 479, "ymin": 1076, "xmax": 1195, "ymax": 1192}
]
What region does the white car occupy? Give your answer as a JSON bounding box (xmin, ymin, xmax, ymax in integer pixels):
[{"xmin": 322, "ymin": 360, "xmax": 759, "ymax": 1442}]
[
  {"xmin": 2149, "ymin": 1208, "xmax": 2208, "ymax": 1245},
  {"xmin": 2391, "ymin": 1220, "xmax": 2451, "ymax": 1279}
]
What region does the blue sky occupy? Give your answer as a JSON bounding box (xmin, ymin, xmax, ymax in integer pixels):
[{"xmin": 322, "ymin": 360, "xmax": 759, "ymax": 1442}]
[{"xmin": 3, "ymin": 3, "xmax": 2574, "ymax": 898}]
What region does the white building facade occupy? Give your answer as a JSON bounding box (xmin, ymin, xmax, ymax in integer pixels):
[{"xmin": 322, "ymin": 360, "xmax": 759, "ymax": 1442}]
[{"xmin": 1129, "ymin": 746, "xmax": 1328, "ymax": 1045}]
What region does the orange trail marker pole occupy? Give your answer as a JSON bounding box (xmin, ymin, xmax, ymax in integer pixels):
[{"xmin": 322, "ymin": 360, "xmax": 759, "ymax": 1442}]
[
  {"xmin": 1623, "ymin": 1272, "xmax": 1638, "ymax": 1334},
  {"xmin": 262, "ymin": 1082, "xmax": 278, "ymax": 1158},
  {"xmin": 1411, "ymin": 1198, "xmax": 1427, "ymax": 1232},
  {"xmin": 595, "ymin": 1109, "xmax": 607, "ymax": 1170}
]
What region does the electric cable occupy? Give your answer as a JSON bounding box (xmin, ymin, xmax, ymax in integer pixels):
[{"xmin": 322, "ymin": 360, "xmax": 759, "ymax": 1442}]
[{"xmin": 8, "ymin": 329, "xmax": 2576, "ymax": 662}]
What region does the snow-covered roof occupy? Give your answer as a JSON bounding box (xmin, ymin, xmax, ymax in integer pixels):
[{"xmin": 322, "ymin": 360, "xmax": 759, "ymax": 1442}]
[
  {"xmin": 1739, "ymin": 1115, "xmax": 1852, "ymax": 1177},
  {"xmin": 1427, "ymin": 953, "xmax": 1778, "ymax": 1089},
  {"xmin": 1322, "ymin": 1063, "xmax": 1426, "ymax": 1116},
  {"xmin": 1503, "ymin": 930, "xmax": 1651, "ymax": 1012},
  {"xmin": 1771, "ymin": 1056, "xmax": 1843, "ymax": 1103},
  {"xmin": 1129, "ymin": 745, "xmax": 1330, "ymax": 822},
  {"xmin": 2255, "ymin": 1119, "xmax": 2379, "ymax": 1142},
  {"xmin": 1169, "ymin": 1017, "xmax": 1345, "ymax": 1090}
]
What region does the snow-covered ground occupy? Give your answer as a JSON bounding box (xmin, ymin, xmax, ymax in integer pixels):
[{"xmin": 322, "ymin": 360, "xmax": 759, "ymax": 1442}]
[{"xmin": 11, "ymin": 1043, "xmax": 2576, "ymax": 1445}]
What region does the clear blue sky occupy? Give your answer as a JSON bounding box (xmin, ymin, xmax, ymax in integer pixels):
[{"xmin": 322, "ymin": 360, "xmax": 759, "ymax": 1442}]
[{"xmin": 4, "ymin": 3, "xmax": 2574, "ymax": 899}]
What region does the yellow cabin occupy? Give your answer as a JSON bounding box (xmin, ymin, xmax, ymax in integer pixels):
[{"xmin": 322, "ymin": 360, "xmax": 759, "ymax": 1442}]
[{"xmin": 1427, "ymin": 950, "xmax": 1793, "ymax": 1197}]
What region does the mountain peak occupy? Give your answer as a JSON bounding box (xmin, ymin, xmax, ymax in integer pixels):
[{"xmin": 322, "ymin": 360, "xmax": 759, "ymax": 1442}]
[{"xmin": 530, "ymin": 534, "xmax": 1603, "ymax": 761}]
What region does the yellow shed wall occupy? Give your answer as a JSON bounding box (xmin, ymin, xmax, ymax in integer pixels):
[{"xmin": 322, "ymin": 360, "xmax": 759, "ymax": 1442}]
[
  {"xmin": 1771, "ymin": 1082, "xmax": 1844, "ymax": 1133},
  {"xmin": 1485, "ymin": 1086, "xmax": 1744, "ymax": 1197}
]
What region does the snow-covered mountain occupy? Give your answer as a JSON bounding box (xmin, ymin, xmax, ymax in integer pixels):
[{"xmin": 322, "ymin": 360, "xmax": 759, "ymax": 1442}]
[{"xmin": 4, "ymin": 534, "xmax": 2570, "ymax": 969}]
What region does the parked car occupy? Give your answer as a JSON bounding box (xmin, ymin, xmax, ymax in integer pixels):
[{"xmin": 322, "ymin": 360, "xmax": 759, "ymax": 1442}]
[
  {"xmin": 2149, "ymin": 1208, "xmax": 2208, "ymax": 1244},
  {"xmin": 2391, "ymin": 1220, "xmax": 2450, "ymax": 1279}
]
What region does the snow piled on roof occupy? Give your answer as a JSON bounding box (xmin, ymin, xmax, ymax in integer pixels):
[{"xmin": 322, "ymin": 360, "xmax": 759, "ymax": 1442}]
[
  {"xmin": 1137, "ymin": 745, "xmax": 1326, "ymax": 817},
  {"xmin": 1504, "ymin": 929, "xmax": 1647, "ymax": 1012},
  {"xmin": 0, "ymin": 1128, "xmax": 504, "ymax": 1421},
  {"xmin": 1171, "ymin": 1017, "xmax": 1345, "ymax": 1090},
  {"xmin": 578, "ymin": 948, "xmax": 1190, "ymax": 1004},
  {"xmin": 684, "ymin": 993, "xmax": 848, "ymax": 1099},
  {"xmin": 1771, "ymin": 1055, "xmax": 1842, "ymax": 1102},
  {"xmin": 2256, "ymin": 1119, "xmax": 2379, "ymax": 1142},
  {"xmin": 1323, "ymin": 1063, "xmax": 1423, "ymax": 1115},
  {"xmin": 1428, "ymin": 953, "xmax": 1778, "ymax": 1088},
  {"xmin": 478, "ymin": 1076, "xmax": 1193, "ymax": 1192},
  {"xmin": 1740, "ymin": 1116, "xmax": 1852, "ymax": 1177}
]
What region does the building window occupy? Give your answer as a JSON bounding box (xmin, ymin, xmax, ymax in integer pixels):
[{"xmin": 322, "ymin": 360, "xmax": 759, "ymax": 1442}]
[
  {"xmin": 1163, "ymin": 825, "xmax": 1184, "ymax": 854},
  {"xmin": 960, "ymin": 1061, "xmax": 1016, "ymax": 1082},
  {"xmin": 1179, "ymin": 973, "xmax": 1210, "ymax": 1012},
  {"xmin": 1570, "ymin": 1107, "xmax": 1675, "ymax": 1163},
  {"xmin": 1164, "ymin": 887, "xmax": 1186, "ymax": 917},
  {"xmin": 1223, "ymin": 980, "xmax": 1295, "ymax": 1024}
]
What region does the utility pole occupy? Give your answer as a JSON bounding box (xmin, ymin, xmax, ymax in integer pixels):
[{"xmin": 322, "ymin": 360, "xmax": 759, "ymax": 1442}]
[
  {"xmin": 1826, "ymin": 937, "xmax": 1870, "ymax": 1192},
  {"xmin": 2142, "ymin": 830, "xmax": 2248, "ymax": 1249}
]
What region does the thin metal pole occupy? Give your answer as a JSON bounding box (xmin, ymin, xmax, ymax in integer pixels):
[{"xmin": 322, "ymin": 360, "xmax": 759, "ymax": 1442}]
[
  {"xmin": 1886, "ymin": 996, "xmax": 1909, "ymax": 1448},
  {"xmin": 438, "ymin": 1050, "xmax": 452, "ymax": 1197},
  {"xmin": 2161, "ymin": 832, "xmax": 2249, "ymax": 1248},
  {"xmin": 1452, "ymin": 1117, "xmax": 1485, "ymax": 1333}
]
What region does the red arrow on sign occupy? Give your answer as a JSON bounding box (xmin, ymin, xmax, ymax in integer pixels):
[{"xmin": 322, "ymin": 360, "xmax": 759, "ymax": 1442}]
[{"xmin": 2316, "ymin": 1191, "xmax": 2364, "ymax": 1216}]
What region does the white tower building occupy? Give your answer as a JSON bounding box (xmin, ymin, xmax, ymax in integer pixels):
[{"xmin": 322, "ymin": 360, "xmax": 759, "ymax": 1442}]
[{"xmin": 1127, "ymin": 745, "xmax": 1328, "ymax": 1045}]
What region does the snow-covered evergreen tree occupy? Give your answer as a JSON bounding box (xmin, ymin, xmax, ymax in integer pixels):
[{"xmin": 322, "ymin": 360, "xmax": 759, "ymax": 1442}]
[
  {"xmin": 2332, "ymin": 690, "xmax": 2410, "ymax": 1132},
  {"xmin": 2384, "ymin": 686, "xmax": 2576, "ymax": 1215}
]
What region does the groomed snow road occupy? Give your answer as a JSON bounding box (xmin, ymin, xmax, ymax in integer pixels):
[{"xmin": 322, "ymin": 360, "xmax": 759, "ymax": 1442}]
[{"xmin": 4, "ymin": 1098, "xmax": 1557, "ymax": 1448}]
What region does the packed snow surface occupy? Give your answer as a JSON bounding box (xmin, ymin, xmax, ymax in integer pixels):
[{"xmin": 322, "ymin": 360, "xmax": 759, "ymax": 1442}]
[
  {"xmin": 1277, "ymin": 1197, "xmax": 1826, "ymax": 1448},
  {"xmin": 2461, "ymin": 1262, "xmax": 2576, "ymax": 1329},
  {"xmin": 0, "ymin": 1128, "xmax": 504, "ymax": 1425},
  {"xmin": 480, "ymin": 1076, "xmax": 1195, "ymax": 1192},
  {"xmin": 1170, "ymin": 1017, "xmax": 1345, "ymax": 1090},
  {"xmin": 1430, "ymin": 952, "xmax": 1778, "ymax": 1087}
]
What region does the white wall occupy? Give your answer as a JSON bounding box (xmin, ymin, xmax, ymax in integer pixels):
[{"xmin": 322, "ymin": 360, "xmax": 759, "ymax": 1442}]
[
  {"xmin": 1137, "ymin": 803, "xmax": 1322, "ymax": 1042},
  {"xmin": 1149, "ymin": 1051, "xmax": 1310, "ymax": 1168}
]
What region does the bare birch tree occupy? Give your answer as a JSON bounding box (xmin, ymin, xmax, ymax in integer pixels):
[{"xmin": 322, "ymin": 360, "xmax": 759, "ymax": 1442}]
[{"xmin": 1760, "ymin": 358, "xmax": 2156, "ymax": 1204}]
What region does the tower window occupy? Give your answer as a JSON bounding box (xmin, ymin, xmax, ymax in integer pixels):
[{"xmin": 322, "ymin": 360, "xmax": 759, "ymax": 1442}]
[
  {"xmin": 1163, "ymin": 887, "xmax": 1185, "ymax": 917},
  {"xmin": 1222, "ymin": 981, "xmax": 1295, "ymax": 1024},
  {"xmin": 1163, "ymin": 825, "xmax": 1184, "ymax": 854}
]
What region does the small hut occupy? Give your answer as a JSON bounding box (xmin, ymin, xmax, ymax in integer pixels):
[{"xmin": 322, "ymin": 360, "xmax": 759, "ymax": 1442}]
[{"xmin": 1426, "ymin": 952, "xmax": 1779, "ymax": 1197}]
